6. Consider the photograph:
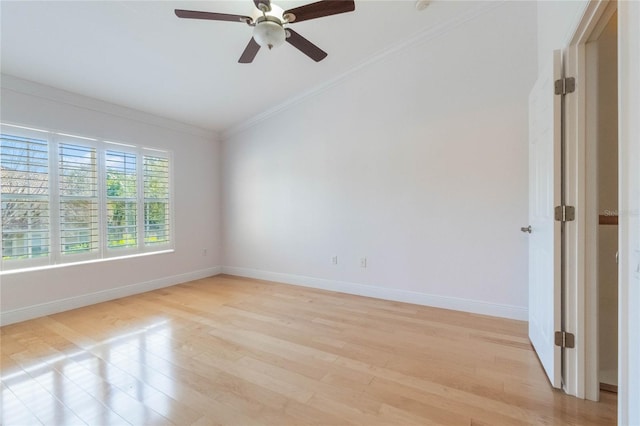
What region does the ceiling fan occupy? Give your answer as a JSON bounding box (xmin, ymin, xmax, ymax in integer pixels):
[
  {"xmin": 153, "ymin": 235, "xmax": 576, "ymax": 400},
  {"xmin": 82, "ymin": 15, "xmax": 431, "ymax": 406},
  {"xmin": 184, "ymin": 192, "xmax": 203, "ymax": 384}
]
[{"xmin": 174, "ymin": 0, "xmax": 355, "ymax": 63}]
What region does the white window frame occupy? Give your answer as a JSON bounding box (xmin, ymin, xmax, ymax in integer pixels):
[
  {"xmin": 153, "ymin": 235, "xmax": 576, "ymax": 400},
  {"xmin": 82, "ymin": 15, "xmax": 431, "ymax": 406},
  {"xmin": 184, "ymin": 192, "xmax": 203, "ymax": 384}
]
[
  {"xmin": 56, "ymin": 136, "xmax": 101, "ymax": 263},
  {"xmin": 1, "ymin": 125, "xmax": 52, "ymax": 270},
  {"xmin": 0, "ymin": 123, "xmax": 174, "ymax": 272},
  {"xmin": 104, "ymin": 143, "xmax": 141, "ymax": 257},
  {"xmin": 142, "ymin": 149, "xmax": 173, "ymax": 251}
]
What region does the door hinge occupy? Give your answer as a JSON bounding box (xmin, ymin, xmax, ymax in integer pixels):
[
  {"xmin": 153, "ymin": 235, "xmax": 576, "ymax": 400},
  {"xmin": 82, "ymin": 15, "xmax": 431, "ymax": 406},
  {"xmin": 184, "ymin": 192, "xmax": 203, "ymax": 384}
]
[
  {"xmin": 554, "ymin": 77, "xmax": 576, "ymax": 95},
  {"xmin": 555, "ymin": 205, "xmax": 575, "ymax": 222},
  {"xmin": 555, "ymin": 331, "xmax": 575, "ymax": 348}
]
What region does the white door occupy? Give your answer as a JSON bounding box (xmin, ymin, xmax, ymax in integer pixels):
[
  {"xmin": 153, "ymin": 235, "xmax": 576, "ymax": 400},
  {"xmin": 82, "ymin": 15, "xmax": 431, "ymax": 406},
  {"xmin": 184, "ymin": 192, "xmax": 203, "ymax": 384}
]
[{"xmin": 527, "ymin": 50, "xmax": 562, "ymax": 388}]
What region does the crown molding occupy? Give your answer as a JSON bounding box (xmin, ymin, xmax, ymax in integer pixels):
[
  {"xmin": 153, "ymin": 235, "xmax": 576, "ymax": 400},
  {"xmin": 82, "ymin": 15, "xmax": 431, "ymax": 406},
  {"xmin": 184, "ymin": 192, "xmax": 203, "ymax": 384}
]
[
  {"xmin": 1, "ymin": 74, "xmax": 219, "ymax": 141},
  {"xmin": 221, "ymin": 1, "xmax": 505, "ymax": 140}
]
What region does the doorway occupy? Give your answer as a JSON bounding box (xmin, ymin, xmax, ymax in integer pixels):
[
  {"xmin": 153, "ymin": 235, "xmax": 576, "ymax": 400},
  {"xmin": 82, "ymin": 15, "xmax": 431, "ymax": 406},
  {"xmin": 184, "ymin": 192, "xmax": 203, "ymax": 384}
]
[
  {"xmin": 563, "ymin": 0, "xmax": 639, "ymax": 420},
  {"xmin": 585, "ymin": 10, "xmax": 619, "ymax": 394},
  {"xmin": 561, "ymin": 0, "xmax": 621, "ymax": 403}
]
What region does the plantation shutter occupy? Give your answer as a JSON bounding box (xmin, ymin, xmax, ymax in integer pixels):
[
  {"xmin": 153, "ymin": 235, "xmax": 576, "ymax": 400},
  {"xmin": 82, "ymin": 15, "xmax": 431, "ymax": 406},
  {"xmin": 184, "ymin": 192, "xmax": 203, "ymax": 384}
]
[
  {"xmin": 106, "ymin": 150, "xmax": 137, "ymax": 249},
  {"xmin": 0, "ymin": 134, "xmax": 50, "ymax": 262},
  {"xmin": 143, "ymin": 155, "xmax": 170, "ymax": 246},
  {"xmin": 1, "ymin": 126, "xmax": 173, "ymax": 271},
  {"xmin": 59, "ymin": 143, "xmax": 99, "ymax": 256}
]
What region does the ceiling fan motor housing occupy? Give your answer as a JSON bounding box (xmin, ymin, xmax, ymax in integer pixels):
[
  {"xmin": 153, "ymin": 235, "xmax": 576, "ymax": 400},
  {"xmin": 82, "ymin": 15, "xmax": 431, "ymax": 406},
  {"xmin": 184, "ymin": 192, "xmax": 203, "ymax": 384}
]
[{"xmin": 253, "ymin": 16, "xmax": 285, "ymax": 49}]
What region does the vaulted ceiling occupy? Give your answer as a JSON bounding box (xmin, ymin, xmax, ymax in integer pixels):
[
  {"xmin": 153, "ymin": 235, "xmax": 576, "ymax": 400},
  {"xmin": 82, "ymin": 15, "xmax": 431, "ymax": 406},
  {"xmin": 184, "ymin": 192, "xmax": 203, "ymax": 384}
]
[{"xmin": 1, "ymin": 1, "xmax": 499, "ymax": 133}]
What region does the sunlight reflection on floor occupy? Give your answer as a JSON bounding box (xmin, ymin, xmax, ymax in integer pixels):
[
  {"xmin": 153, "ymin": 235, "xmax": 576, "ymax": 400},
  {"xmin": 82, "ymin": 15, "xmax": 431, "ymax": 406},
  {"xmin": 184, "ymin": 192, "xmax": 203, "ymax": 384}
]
[{"xmin": 2, "ymin": 320, "xmax": 174, "ymax": 425}]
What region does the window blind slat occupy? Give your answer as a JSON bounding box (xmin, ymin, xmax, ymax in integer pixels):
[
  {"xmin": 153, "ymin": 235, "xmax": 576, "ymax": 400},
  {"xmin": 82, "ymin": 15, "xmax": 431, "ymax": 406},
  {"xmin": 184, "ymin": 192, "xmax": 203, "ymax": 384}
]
[
  {"xmin": 59, "ymin": 143, "xmax": 99, "ymax": 256},
  {"xmin": 1, "ymin": 134, "xmax": 50, "ymax": 260},
  {"xmin": 143, "ymin": 156, "xmax": 170, "ymax": 246},
  {"xmin": 1, "ymin": 130, "xmax": 172, "ymax": 269},
  {"xmin": 106, "ymin": 150, "xmax": 137, "ymax": 249}
]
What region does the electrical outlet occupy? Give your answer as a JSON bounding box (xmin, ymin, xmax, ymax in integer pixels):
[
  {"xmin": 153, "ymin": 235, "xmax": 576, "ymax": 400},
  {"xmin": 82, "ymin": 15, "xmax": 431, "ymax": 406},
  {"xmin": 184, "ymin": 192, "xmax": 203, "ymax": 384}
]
[
  {"xmin": 360, "ymin": 257, "xmax": 367, "ymax": 268},
  {"xmin": 331, "ymin": 256, "xmax": 338, "ymax": 265}
]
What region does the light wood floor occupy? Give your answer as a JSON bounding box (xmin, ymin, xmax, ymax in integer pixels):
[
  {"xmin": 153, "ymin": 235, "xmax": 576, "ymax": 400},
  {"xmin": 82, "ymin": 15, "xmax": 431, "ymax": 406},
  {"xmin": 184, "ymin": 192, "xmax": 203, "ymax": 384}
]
[{"xmin": 1, "ymin": 275, "xmax": 616, "ymax": 425}]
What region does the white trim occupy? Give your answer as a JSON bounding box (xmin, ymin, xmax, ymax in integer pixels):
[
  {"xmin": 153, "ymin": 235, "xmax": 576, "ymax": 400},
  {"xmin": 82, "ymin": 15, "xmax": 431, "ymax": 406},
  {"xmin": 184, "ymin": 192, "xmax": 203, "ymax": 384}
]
[
  {"xmin": 0, "ymin": 249, "xmax": 174, "ymax": 276},
  {"xmin": 564, "ymin": 0, "xmax": 616, "ymax": 401},
  {"xmin": 0, "ymin": 263, "xmax": 527, "ymax": 327},
  {"xmin": 565, "ymin": 4, "xmax": 640, "ymax": 421},
  {"xmin": 1, "ymin": 74, "xmax": 217, "ymax": 140},
  {"xmin": 582, "ymin": 37, "xmax": 600, "ymax": 401},
  {"xmin": 563, "ymin": 0, "xmax": 609, "ymax": 401},
  {"xmin": 1, "ymin": 123, "xmax": 48, "ymax": 133},
  {"xmin": 617, "ymin": 1, "xmax": 640, "ymax": 424},
  {"xmin": 221, "ymin": 1, "xmax": 505, "ymax": 140},
  {"xmin": 221, "ymin": 266, "xmax": 528, "ymax": 321},
  {"xmin": 0, "ymin": 266, "xmax": 222, "ymax": 326}
]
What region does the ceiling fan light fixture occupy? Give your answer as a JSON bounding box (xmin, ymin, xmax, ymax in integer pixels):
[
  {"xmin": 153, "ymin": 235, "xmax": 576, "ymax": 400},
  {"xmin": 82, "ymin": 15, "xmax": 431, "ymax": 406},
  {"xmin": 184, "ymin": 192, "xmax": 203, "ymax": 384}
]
[{"xmin": 253, "ymin": 19, "xmax": 286, "ymax": 50}]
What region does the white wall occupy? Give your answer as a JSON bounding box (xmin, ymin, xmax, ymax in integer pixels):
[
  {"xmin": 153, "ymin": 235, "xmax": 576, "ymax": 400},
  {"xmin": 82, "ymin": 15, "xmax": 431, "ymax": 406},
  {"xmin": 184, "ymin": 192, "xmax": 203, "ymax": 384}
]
[
  {"xmin": 537, "ymin": 0, "xmax": 588, "ymax": 70},
  {"xmin": 0, "ymin": 75, "xmax": 222, "ymax": 324},
  {"xmin": 221, "ymin": 2, "xmax": 537, "ymax": 320}
]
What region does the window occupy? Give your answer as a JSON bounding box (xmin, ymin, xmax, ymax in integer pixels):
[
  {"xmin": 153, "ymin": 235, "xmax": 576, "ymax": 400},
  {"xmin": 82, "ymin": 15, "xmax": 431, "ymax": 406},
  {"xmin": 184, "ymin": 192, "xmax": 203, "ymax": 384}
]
[
  {"xmin": 0, "ymin": 124, "xmax": 172, "ymax": 271},
  {"xmin": 1, "ymin": 134, "xmax": 50, "ymax": 263},
  {"xmin": 144, "ymin": 155, "xmax": 170, "ymax": 246},
  {"xmin": 106, "ymin": 150, "xmax": 137, "ymax": 249},
  {"xmin": 59, "ymin": 143, "xmax": 99, "ymax": 256}
]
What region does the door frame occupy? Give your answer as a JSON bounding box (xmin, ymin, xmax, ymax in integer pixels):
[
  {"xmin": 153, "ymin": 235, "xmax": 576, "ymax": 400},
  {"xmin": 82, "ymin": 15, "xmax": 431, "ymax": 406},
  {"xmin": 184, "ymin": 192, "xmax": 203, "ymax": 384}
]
[
  {"xmin": 562, "ymin": 0, "xmax": 616, "ymax": 400},
  {"xmin": 534, "ymin": 0, "xmax": 638, "ymax": 419},
  {"xmin": 563, "ymin": 1, "xmax": 640, "ymax": 414},
  {"xmin": 614, "ymin": 2, "xmax": 640, "ymax": 423}
]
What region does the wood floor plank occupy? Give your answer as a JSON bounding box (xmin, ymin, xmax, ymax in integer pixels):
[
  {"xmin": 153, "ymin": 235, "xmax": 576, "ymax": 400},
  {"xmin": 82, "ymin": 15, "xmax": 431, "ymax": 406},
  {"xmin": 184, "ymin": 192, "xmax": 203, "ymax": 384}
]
[
  {"xmin": 1, "ymin": 275, "xmax": 616, "ymax": 425},
  {"xmin": 1, "ymin": 382, "xmax": 45, "ymax": 426}
]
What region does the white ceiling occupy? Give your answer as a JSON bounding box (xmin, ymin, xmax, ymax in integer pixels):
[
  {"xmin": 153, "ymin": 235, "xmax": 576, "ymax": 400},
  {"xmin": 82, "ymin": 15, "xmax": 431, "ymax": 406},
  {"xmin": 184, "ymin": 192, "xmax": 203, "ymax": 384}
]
[{"xmin": 1, "ymin": 1, "xmax": 494, "ymax": 133}]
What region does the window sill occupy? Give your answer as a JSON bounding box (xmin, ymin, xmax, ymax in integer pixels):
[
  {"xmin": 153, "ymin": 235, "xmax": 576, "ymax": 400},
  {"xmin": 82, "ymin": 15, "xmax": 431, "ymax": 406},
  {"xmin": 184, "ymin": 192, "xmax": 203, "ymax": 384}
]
[{"xmin": 0, "ymin": 249, "xmax": 175, "ymax": 276}]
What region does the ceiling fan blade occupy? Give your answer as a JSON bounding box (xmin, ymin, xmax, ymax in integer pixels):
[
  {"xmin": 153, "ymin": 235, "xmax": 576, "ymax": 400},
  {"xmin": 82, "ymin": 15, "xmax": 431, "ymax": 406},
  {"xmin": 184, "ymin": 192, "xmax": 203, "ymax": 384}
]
[
  {"xmin": 174, "ymin": 9, "xmax": 252, "ymax": 24},
  {"xmin": 285, "ymin": 29, "xmax": 327, "ymax": 62},
  {"xmin": 253, "ymin": 0, "xmax": 272, "ymax": 12},
  {"xmin": 238, "ymin": 38, "xmax": 261, "ymax": 63},
  {"xmin": 284, "ymin": 0, "xmax": 355, "ymax": 23}
]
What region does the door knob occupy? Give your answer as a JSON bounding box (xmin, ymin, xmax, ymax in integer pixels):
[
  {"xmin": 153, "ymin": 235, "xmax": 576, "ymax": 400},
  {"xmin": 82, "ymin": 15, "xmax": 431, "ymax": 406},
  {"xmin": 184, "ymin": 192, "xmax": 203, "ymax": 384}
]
[{"xmin": 521, "ymin": 226, "xmax": 532, "ymax": 233}]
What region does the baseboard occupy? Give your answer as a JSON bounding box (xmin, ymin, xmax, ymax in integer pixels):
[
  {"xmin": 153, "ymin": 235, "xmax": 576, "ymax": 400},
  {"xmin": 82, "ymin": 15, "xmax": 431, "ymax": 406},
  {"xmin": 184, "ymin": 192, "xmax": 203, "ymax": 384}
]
[
  {"xmin": 600, "ymin": 382, "xmax": 618, "ymax": 393},
  {"xmin": 0, "ymin": 266, "xmax": 222, "ymax": 326},
  {"xmin": 221, "ymin": 266, "xmax": 528, "ymax": 321},
  {"xmin": 2, "ymin": 265, "xmax": 527, "ymax": 325}
]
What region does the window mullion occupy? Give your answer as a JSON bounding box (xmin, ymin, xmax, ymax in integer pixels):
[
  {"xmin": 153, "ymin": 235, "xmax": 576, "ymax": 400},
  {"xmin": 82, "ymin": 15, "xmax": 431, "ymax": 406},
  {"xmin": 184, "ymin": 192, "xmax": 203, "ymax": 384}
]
[
  {"xmin": 137, "ymin": 148, "xmax": 144, "ymax": 251},
  {"xmin": 97, "ymin": 142, "xmax": 107, "ymax": 258},
  {"xmin": 49, "ymin": 137, "xmax": 61, "ymax": 264}
]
